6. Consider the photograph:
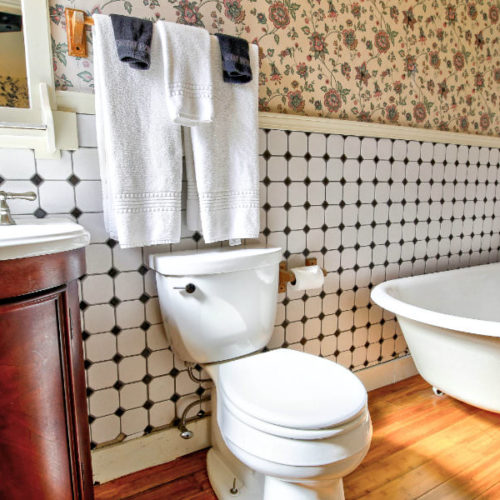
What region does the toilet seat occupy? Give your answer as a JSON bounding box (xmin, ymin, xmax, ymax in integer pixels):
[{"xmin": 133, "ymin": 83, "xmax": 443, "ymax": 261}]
[{"xmin": 217, "ymin": 349, "xmax": 367, "ymax": 432}]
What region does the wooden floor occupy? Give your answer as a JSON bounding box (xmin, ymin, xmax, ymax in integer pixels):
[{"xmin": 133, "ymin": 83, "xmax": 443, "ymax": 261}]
[{"xmin": 95, "ymin": 375, "xmax": 500, "ymax": 500}]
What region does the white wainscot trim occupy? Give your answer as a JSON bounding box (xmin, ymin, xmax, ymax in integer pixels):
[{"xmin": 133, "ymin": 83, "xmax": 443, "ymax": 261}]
[
  {"xmin": 91, "ymin": 416, "xmax": 211, "ymax": 484},
  {"xmin": 91, "ymin": 355, "xmax": 417, "ymax": 484},
  {"xmin": 56, "ymin": 91, "xmax": 500, "ymax": 148},
  {"xmin": 354, "ymin": 355, "xmax": 418, "ymax": 392}
]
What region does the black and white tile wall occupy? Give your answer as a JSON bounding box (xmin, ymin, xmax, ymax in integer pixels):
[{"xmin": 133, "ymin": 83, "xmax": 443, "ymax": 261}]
[{"xmin": 1, "ymin": 114, "xmax": 500, "ymax": 449}]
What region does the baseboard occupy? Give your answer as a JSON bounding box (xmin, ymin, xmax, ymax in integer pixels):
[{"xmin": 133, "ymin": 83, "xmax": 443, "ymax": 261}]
[
  {"xmin": 91, "ymin": 417, "xmax": 211, "ymax": 484},
  {"xmin": 92, "ymin": 356, "xmax": 418, "ymax": 484},
  {"xmin": 355, "ymin": 355, "xmax": 418, "ymax": 392}
]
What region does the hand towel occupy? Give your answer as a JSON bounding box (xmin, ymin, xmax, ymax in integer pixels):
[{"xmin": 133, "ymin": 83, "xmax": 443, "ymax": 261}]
[
  {"xmin": 214, "ymin": 33, "xmax": 252, "ymax": 84},
  {"xmin": 157, "ymin": 21, "xmax": 213, "ymax": 126},
  {"xmin": 93, "ymin": 14, "xmax": 183, "ymax": 248},
  {"xmin": 110, "ymin": 14, "xmax": 153, "ymax": 70},
  {"xmin": 184, "ymin": 37, "xmax": 260, "ymax": 244},
  {"xmin": 183, "ymin": 127, "xmax": 202, "ymax": 232}
]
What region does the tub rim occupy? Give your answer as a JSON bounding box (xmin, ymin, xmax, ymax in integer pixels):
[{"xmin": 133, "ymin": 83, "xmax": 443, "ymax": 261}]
[{"xmin": 371, "ymin": 263, "xmax": 500, "ymax": 339}]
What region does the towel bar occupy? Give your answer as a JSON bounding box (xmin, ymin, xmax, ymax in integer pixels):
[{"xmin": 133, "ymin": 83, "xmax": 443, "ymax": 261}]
[{"xmin": 65, "ymin": 8, "xmax": 94, "ymax": 58}]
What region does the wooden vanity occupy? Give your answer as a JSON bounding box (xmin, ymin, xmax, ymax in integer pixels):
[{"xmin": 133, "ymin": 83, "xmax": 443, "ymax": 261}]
[{"xmin": 0, "ymin": 248, "xmax": 93, "ymax": 500}]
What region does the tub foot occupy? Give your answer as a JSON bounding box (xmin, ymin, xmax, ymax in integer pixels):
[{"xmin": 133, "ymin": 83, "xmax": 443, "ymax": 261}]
[{"xmin": 433, "ymin": 387, "xmax": 445, "ymax": 397}]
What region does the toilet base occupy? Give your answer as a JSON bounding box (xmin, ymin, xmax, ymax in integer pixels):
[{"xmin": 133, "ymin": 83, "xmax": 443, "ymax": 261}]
[
  {"xmin": 207, "ymin": 447, "xmax": 345, "ymax": 500},
  {"xmin": 207, "ymin": 447, "xmax": 264, "ymax": 499}
]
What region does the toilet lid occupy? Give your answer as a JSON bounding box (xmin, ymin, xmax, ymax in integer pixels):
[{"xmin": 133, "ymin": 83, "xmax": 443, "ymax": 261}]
[{"xmin": 218, "ymin": 349, "xmax": 367, "ymax": 430}]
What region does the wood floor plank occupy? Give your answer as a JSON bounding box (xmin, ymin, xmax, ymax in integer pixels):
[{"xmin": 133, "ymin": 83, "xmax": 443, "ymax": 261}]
[
  {"xmin": 94, "ymin": 450, "xmax": 207, "ymax": 500},
  {"xmin": 95, "ymin": 375, "xmax": 500, "ymax": 500}
]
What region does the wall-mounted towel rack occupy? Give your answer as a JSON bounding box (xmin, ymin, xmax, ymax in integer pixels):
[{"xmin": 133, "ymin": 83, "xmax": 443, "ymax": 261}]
[{"xmin": 65, "ymin": 8, "xmax": 94, "ymax": 58}]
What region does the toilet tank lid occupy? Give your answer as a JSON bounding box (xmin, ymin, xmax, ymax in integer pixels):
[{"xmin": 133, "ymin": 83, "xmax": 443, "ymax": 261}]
[{"xmin": 148, "ymin": 246, "xmax": 282, "ymax": 276}]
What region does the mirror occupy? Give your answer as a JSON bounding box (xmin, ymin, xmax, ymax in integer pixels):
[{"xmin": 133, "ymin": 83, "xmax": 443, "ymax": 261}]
[
  {"xmin": 0, "ymin": 0, "xmax": 78, "ymax": 158},
  {"xmin": 0, "ymin": 1, "xmax": 29, "ymax": 109}
]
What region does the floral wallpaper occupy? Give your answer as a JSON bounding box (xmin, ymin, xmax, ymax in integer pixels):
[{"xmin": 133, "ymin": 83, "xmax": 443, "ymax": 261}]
[
  {"xmin": 49, "ymin": 0, "xmax": 500, "ymax": 136},
  {"xmin": 0, "ymin": 76, "xmax": 29, "ymax": 108}
]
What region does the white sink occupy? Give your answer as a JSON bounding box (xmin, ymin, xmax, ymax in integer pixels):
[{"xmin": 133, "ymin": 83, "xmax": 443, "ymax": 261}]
[{"xmin": 0, "ymin": 217, "xmax": 90, "ymax": 260}]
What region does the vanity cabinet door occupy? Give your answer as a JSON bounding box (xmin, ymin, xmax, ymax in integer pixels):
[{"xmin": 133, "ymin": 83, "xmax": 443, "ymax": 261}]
[{"xmin": 0, "ymin": 284, "xmax": 91, "ymax": 500}]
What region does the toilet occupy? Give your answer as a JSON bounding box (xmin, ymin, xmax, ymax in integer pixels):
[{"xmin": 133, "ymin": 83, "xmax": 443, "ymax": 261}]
[{"xmin": 149, "ymin": 247, "xmax": 372, "ymax": 500}]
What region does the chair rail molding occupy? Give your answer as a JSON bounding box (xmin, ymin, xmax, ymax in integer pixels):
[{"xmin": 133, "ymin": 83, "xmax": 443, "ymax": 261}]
[{"xmin": 56, "ymin": 91, "xmax": 500, "ymax": 149}]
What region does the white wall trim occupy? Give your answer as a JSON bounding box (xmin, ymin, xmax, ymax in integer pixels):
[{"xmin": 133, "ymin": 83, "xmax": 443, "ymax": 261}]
[
  {"xmin": 56, "ymin": 91, "xmax": 500, "ymax": 148},
  {"xmin": 355, "ymin": 355, "xmax": 418, "ymax": 392},
  {"xmin": 91, "ymin": 355, "xmax": 417, "ymax": 484},
  {"xmin": 91, "ymin": 416, "xmax": 211, "ymax": 484}
]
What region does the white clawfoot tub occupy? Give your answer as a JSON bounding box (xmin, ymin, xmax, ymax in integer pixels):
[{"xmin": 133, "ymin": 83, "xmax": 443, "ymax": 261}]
[{"xmin": 371, "ymin": 263, "xmax": 500, "ymax": 413}]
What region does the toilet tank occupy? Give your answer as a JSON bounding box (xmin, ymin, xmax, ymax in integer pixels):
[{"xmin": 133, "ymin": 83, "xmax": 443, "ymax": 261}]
[{"xmin": 149, "ymin": 247, "xmax": 282, "ymax": 363}]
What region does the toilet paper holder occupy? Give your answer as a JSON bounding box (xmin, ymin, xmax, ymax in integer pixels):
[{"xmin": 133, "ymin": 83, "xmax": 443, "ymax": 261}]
[{"xmin": 278, "ymin": 258, "xmax": 327, "ymax": 293}]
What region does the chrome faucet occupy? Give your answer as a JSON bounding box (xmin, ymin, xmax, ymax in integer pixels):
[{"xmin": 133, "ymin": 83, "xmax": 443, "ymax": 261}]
[{"xmin": 0, "ymin": 191, "xmax": 37, "ymax": 225}]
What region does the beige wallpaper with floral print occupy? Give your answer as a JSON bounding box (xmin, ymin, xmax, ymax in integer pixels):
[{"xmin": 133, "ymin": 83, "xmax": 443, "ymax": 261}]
[{"xmin": 50, "ymin": 0, "xmax": 500, "ymax": 136}]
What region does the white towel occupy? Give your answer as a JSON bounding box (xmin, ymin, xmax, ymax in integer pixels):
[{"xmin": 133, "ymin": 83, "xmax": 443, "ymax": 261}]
[
  {"xmin": 183, "ymin": 127, "xmax": 202, "ymax": 232},
  {"xmin": 185, "ymin": 38, "xmax": 260, "ymax": 244},
  {"xmin": 93, "ymin": 15, "xmax": 183, "ymax": 248},
  {"xmin": 157, "ymin": 21, "xmax": 213, "ymax": 126}
]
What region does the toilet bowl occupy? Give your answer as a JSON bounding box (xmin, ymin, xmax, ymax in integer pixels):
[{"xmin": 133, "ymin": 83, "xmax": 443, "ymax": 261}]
[{"xmin": 149, "ymin": 247, "xmax": 372, "ymax": 499}]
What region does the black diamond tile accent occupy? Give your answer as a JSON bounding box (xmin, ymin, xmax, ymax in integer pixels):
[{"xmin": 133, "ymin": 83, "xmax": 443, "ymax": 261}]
[
  {"xmin": 284, "ymin": 202, "xmax": 291, "ymax": 211},
  {"xmin": 284, "ymin": 177, "xmax": 292, "ymax": 186},
  {"xmin": 67, "ymin": 174, "xmax": 80, "ymax": 186},
  {"xmin": 34, "ymin": 207, "xmax": 47, "ymax": 219},
  {"xmin": 138, "ymin": 265, "xmax": 149, "ymax": 276},
  {"xmin": 84, "ymin": 360, "xmax": 93, "ymax": 369},
  {"xmin": 82, "ymin": 330, "xmax": 90, "ymax": 341},
  {"xmin": 88, "ymin": 415, "xmax": 95, "ymax": 424},
  {"xmin": 109, "ymin": 296, "xmax": 121, "ymax": 307},
  {"xmin": 284, "ymin": 226, "xmax": 291, "ymax": 235},
  {"xmin": 304, "ymin": 152, "xmax": 312, "ymax": 161},
  {"xmin": 322, "ymin": 201, "xmax": 329, "ymax": 209},
  {"xmin": 144, "ymin": 425, "xmax": 154, "ymax": 434},
  {"xmin": 142, "ymin": 374, "xmax": 153, "ymax": 384},
  {"xmin": 284, "ymin": 151, "xmax": 292, "ymax": 161},
  {"xmin": 263, "ymin": 202, "xmax": 271, "ymax": 212},
  {"xmin": 70, "ymin": 207, "xmax": 82, "ymax": 219},
  {"xmin": 115, "ymin": 407, "xmax": 125, "ymax": 417},
  {"xmin": 323, "ymin": 153, "xmax": 330, "ymax": 161},
  {"xmin": 169, "ymin": 367, "xmax": 180, "ymax": 378},
  {"xmin": 139, "ymin": 293, "xmax": 150, "ymax": 304},
  {"xmin": 0, "ymin": 175, "xmax": 4, "ymax": 186},
  {"xmin": 113, "ymin": 380, "xmax": 124, "ymax": 390},
  {"xmin": 113, "ymin": 353, "xmax": 123, "ymax": 364},
  {"xmin": 143, "ymin": 400, "xmax": 154, "ymax": 410},
  {"xmin": 170, "ymin": 393, "xmax": 180, "ymax": 403},
  {"xmin": 140, "ymin": 321, "xmax": 151, "ymax": 331},
  {"xmin": 141, "ymin": 347, "xmax": 152, "ymax": 358},
  {"xmin": 86, "ymin": 387, "xmax": 94, "ymax": 397},
  {"xmin": 30, "ymin": 173, "xmax": 44, "ymax": 186},
  {"xmin": 262, "ymin": 227, "xmax": 271, "ymax": 237},
  {"xmin": 196, "ymin": 386, "xmax": 205, "ymax": 396},
  {"xmin": 106, "ymin": 238, "xmax": 118, "ymax": 248},
  {"xmin": 108, "ymin": 267, "xmax": 119, "ymax": 278},
  {"xmin": 192, "ymin": 231, "xmax": 202, "ymax": 242},
  {"xmin": 79, "ymin": 300, "xmax": 89, "ymax": 311},
  {"xmin": 263, "ymin": 176, "xmax": 271, "ymax": 186},
  {"xmin": 262, "ymin": 150, "xmax": 271, "ymax": 161},
  {"xmin": 111, "ymin": 325, "xmax": 122, "ymax": 335}
]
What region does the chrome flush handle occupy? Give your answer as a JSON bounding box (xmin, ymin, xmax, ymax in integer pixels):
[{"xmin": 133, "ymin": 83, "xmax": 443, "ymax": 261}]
[{"xmin": 0, "ymin": 190, "xmax": 37, "ymax": 226}]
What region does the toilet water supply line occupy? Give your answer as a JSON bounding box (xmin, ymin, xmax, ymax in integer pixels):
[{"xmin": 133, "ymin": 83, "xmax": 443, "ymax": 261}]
[{"xmin": 178, "ymin": 364, "xmax": 212, "ymax": 439}]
